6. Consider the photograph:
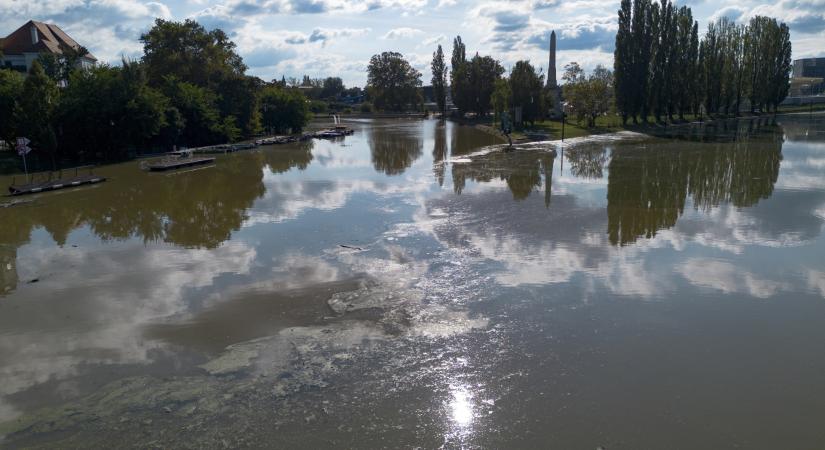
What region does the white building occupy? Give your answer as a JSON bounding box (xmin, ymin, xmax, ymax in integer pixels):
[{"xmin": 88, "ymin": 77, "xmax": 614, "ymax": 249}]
[{"xmin": 0, "ymin": 20, "xmax": 96, "ymax": 74}]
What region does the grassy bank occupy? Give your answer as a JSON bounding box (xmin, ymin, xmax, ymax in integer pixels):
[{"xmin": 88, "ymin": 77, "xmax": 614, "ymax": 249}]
[{"xmin": 479, "ymin": 106, "xmax": 825, "ymax": 143}]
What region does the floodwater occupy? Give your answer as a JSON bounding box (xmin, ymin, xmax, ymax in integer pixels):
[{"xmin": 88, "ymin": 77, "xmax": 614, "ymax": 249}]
[{"xmin": 1, "ymin": 115, "xmax": 824, "ymax": 448}]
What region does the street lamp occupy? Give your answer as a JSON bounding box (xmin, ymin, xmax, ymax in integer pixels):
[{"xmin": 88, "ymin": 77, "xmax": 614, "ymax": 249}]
[
  {"xmin": 809, "ymin": 84, "xmax": 814, "ymax": 118},
  {"xmin": 561, "ymin": 102, "xmax": 567, "ymax": 142}
]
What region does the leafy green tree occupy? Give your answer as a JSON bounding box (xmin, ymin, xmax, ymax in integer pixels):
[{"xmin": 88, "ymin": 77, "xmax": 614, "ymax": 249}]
[
  {"xmin": 770, "ymin": 22, "xmax": 792, "ymax": 111},
  {"xmin": 320, "ymin": 77, "xmax": 345, "ymax": 99},
  {"xmin": 260, "ymin": 85, "xmax": 311, "ymax": 134},
  {"xmin": 58, "ymin": 61, "xmax": 169, "ymax": 161},
  {"xmin": 562, "ymin": 63, "xmax": 614, "ymax": 128},
  {"xmin": 140, "ymin": 19, "xmax": 246, "ymax": 88},
  {"xmin": 216, "ymin": 74, "xmax": 262, "ymax": 137},
  {"xmin": 491, "ymin": 77, "xmax": 511, "ymax": 122},
  {"xmin": 161, "ymin": 77, "xmax": 231, "ymax": 146},
  {"xmin": 37, "ymin": 43, "xmax": 91, "ymax": 83},
  {"xmin": 366, "ymin": 51, "xmax": 422, "ymax": 111},
  {"xmin": 431, "ymin": 44, "xmax": 448, "ymax": 115},
  {"xmin": 0, "ymin": 70, "xmax": 24, "ymax": 148},
  {"xmin": 18, "ymin": 61, "xmax": 59, "ymax": 168},
  {"xmin": 467, "ymin": 54, "xmax": 505, "ymax": 117},
  {"xmin": 509, "ymin": 60, "xmax": 544, "ymax": 125}
]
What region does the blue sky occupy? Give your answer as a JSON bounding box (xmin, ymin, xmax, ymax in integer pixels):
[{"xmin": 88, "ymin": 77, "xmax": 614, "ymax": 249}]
[{"xmin": 2, "ymin": 0, "xmax": 823, "ymax": 87}]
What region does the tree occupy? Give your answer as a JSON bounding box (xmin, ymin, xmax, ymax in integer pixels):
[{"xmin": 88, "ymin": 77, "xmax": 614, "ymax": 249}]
[
  {"xmin": 260, "ymin": 85, "xmax": 311, "ymax": 134},
  {"xmin": 431, "ymin": 44, "xmax": 448, "ymax": 115},
  {"xmin": 467, "ymin": 54, "xmax": 505, "ymax": 117},
  {"xmin": 770, "ymin": 22, "xmax": 792, "ymax": 111},
  {"xmin": 161, "ymin": 77, "xmax": 233, "ymax": 146},
  {"xmin": 216, "ymin": 74, "xmax": 262, "ymax": 137},
  {"xmin": 562, "ymin": 63, "xmax": 614, "ymax": 128},
  {"xmin": 37, "ymin": 42, "xmax": 91, "ymax": 83},
  {"xmin": 631, "ymin": 0, "xmax": 654, "ymax": 123},
  {"xmin": 0, "ymin": 70, "xmax": 24, "ymax": 149},
  {"xmin": 450, "ymin": 36, "xmax": 470, "ymax": 115},
  {"xmin": 509, "ymin": 60, "xmax": 545, "ymax": 125},
  {"xmin": 614, "ymin": 0, "xmax": 633, "ymax": 124},
  {"xmin": 491, "ymin": 77, "xmax": 511, "ymax": 121},
  {"xmin": 57, "ymin": 61, "xmax": 169, "ymax": 161},
  {"xmin": 18, "ymin": 61, "xmax": 59, "ymax": 168},
  {"xmin": 366, "ymin": 51, "xmax": 422, "ymax": 111},
  {"xmin": 140, "ymin": 19, "xmax": 246, "ymax": 89},
  {"xmin": 320, "ymin": 77, "xmax": 344, "ymax": 99}
]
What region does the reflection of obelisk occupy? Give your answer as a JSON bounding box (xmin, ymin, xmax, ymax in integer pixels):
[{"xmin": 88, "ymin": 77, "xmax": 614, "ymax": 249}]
[{"xmin": 547, "ymin": 30, "xmax": 562, "ymax": 117}]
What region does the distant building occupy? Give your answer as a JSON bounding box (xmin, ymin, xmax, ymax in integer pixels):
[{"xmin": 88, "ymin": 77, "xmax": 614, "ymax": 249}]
[
  {"xmin": 0, "ymin": 20, "xmax": 96, "ymax": 74},
  {"xmin": 793, "ymin": 58, "xmax": 825, "ymax": 79}
]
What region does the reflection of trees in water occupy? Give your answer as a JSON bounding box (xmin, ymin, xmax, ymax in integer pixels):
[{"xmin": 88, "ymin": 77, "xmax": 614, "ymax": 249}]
[
  {"xmin": 607, "ymin": 130, "xmax": 783, "ymax": 246},
  {"xmin": 263, "ymin": 140, "xmax": 314, "ymax": 174},
  {"xmin": 449, "ymin": 123, "xmax": 503, "ymax": 157},
  {"xmin": 566, "ymin": 146, "xmax": 608, "ymax": 179},
  {"xmin": 777, "ymin": 116, "xmax": 825, "ymax": 143},
  {"xmin": 0, "ymin": 147, "xmax": 320, "ymax": 278},
  {"xmin": 646, "ymin": 116, "xmax": 784, "ymax": 144},
  {"xmin": 451, "ymin": 151, "xmax": 555, "ymax": 204},
  {"xmin": 433, "ymin": 122, "xmax": 447, "ymax": 186},
  {"xmin": 368, "ymin": 124, "xmax": 423, "ymax": 175},
  {"xmin": 0, "ymin": 246, "xmax": 16, "ymax": 296}
]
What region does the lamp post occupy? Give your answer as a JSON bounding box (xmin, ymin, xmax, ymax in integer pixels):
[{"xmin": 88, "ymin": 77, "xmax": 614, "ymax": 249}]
[
  {"xmin": 561, "ymin": 102, "xmax": 566, "ymax": 142},
  {"xmin": 810, "ymin": 84, "xmax": 814, "ymax": 118}
]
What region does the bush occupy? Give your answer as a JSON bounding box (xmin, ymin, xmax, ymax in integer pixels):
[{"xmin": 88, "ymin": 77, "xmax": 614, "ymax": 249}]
[
  {"xmin": 359, "ymin": 102, "xmax": 373, "ymax": 113},
  {"xmin": 343, "ymin": 107, "xmax": 352, "ymax": 114},
  {"xmin": 308, "ymin": 100, "xmax": 327, "ymax": 114}
]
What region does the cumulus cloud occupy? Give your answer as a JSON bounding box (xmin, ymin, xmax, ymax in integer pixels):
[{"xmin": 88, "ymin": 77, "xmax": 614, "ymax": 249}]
[{"xmin": 382, "ymin": 27, "xmax": 424, "ymax": 39}]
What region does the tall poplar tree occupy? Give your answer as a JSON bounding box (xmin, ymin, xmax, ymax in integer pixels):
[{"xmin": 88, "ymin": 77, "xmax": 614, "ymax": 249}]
[
  {"xmin": 614, "ymin": 0, "xmax": 633, "ymax": 124},
  {"xmin": 450, "ymin": 36, "xmax": 469, "ymax": 115},
  {"xmin": 431, "ymin": 44, "xmax": 448, "ymax": 115}
]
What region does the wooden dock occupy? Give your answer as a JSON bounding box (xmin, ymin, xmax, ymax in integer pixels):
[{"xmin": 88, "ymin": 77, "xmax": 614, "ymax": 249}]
[
  {"xmin": 312, "ymin": 126, "xmax": 355, "ymax": 139},
  {"xmin": 8, "ymin": 174, "xmax": 106, "ymax": 196},
  {"xmin": 145, "ymin": 157, "xmax": 215, "ymax": 171}
]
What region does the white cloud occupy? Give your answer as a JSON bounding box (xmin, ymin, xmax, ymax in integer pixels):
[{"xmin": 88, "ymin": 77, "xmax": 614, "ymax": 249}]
[{"xmin": 382, "ymin": 27, "xmax": 424, "ymax": 39}]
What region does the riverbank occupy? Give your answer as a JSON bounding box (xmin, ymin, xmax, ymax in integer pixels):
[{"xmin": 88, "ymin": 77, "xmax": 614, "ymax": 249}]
[{"xmin": 474, "ymin": 106, "xmax": 825, "ymax": 143}]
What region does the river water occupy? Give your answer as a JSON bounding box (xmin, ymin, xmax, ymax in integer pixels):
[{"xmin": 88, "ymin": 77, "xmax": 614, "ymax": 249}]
[{"xmin": 1, "ymin": 116, "xmax": 824, "ymax": 448}]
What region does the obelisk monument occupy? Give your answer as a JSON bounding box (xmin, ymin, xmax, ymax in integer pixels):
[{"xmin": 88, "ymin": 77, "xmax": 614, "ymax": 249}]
[
  {"xmin": 547, "ymin": 30, "xmax": 562, "ymax": 117},
  {"xmin": 547, "ymin": 30, "xmax": 557, "ymax": 89}
]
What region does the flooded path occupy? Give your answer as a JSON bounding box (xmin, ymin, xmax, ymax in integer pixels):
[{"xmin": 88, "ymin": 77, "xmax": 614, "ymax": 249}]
[{"xmin": 1, "ymin": 116, "xmax": 824, "ymax": 448}]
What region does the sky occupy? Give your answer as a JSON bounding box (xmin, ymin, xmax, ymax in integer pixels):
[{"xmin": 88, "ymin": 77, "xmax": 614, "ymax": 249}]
[{"xmin": 1, "ymin": 0, "xmax": 823, "ymax": 87}]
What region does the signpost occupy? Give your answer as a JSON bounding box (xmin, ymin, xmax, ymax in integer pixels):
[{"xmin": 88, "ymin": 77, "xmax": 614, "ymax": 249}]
[{"xmin": 16, "ymin": 137, "xmax": 31, "ymax": 182}]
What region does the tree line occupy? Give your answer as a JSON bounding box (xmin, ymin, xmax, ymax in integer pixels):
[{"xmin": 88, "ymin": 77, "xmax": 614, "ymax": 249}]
[
  {"xmin": 614, "ymin": 0, "xmax": 792, "ymax": 124},
  {"xmin": 365, "ymin": 36, "xmax": 555, "ymax": 126},
  {"xmin": 0, "ymin": 19, "xmax": 315, "ymax": 169}
]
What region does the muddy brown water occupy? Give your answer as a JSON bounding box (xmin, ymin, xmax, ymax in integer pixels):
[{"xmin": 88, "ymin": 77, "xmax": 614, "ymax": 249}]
[{"xmin": 1, "ymin": 116, "xmax": 824, "ymax": 448}]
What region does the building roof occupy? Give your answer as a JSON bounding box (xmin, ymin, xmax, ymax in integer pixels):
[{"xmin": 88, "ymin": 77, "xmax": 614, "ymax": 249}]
[{"xmin": 0, "ymin": 20, "xmax": 96, "ymax": 61}]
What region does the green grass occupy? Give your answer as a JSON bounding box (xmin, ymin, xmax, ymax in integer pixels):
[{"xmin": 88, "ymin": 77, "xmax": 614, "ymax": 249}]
[{"xmin": 777, "ymin": 103, "xmax": 825, "ymax": 114}]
